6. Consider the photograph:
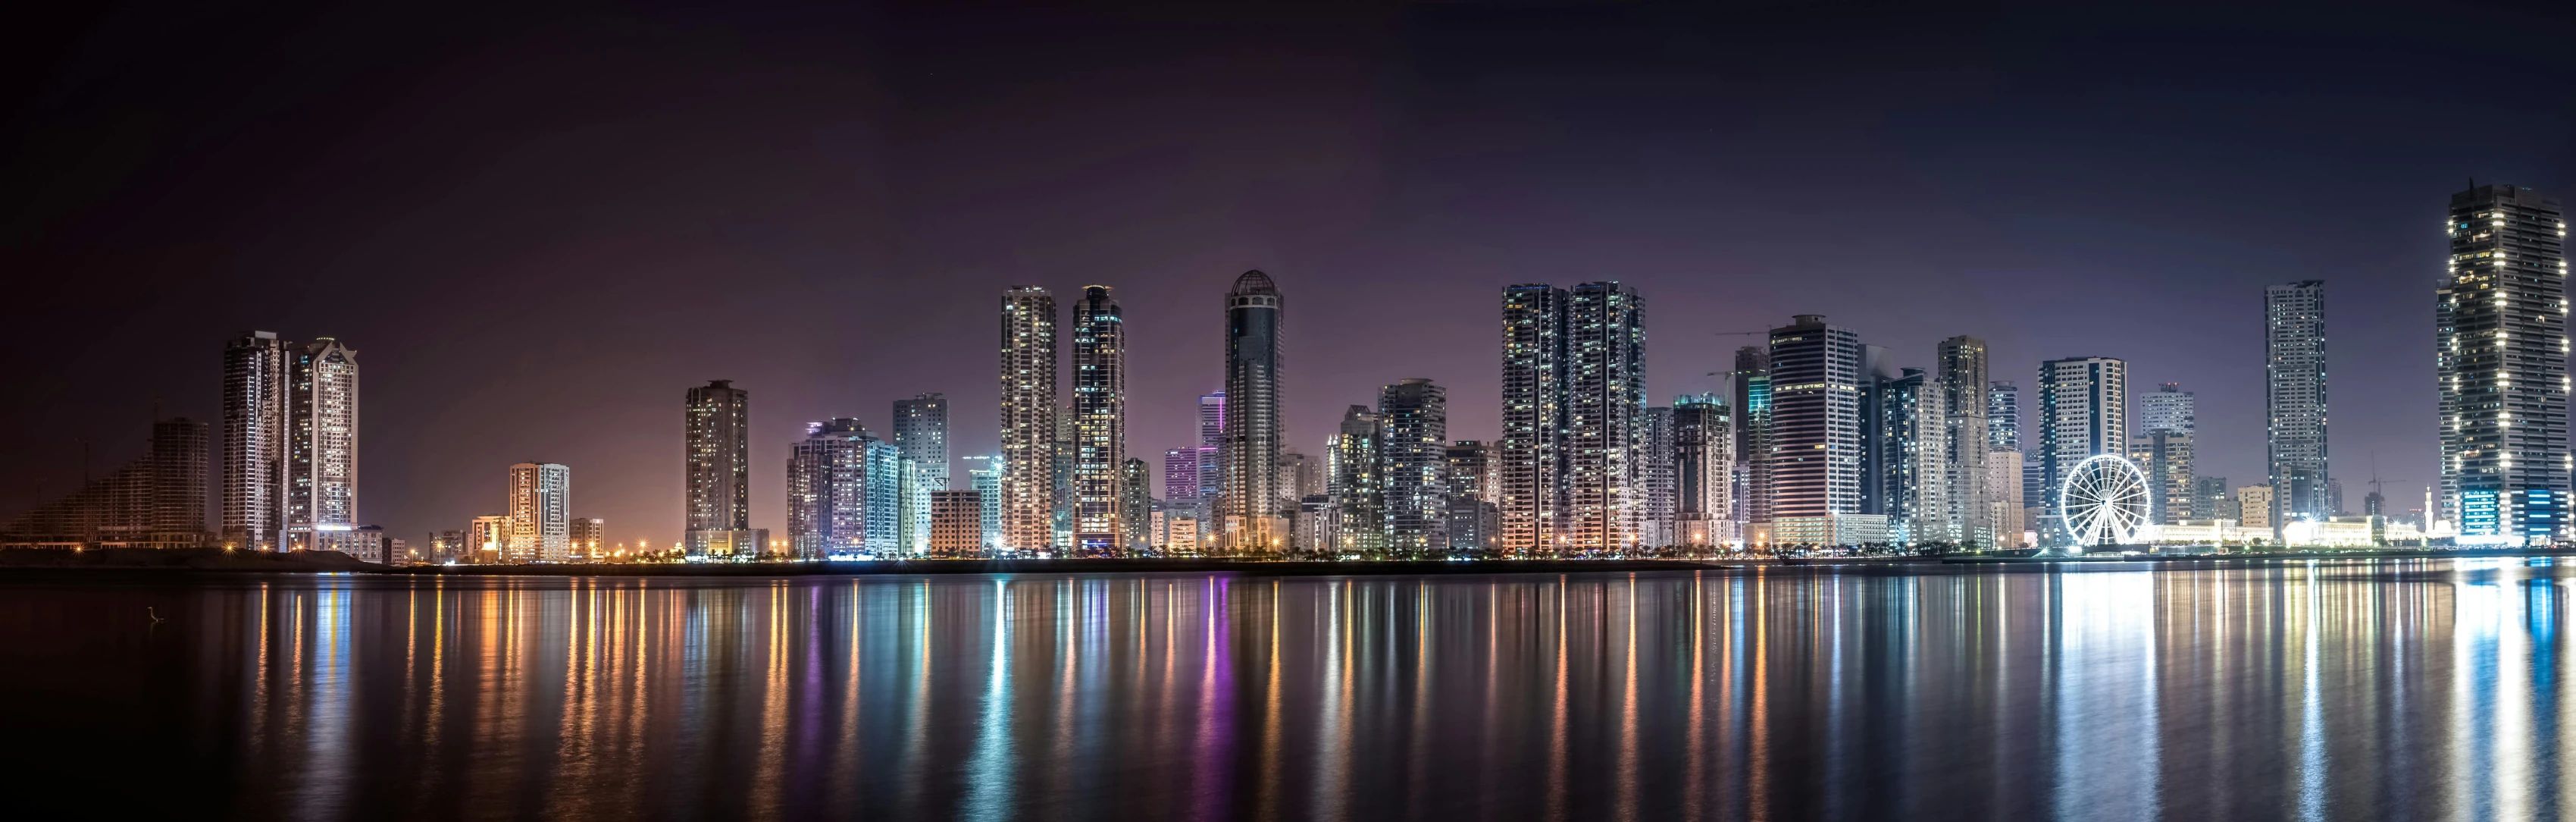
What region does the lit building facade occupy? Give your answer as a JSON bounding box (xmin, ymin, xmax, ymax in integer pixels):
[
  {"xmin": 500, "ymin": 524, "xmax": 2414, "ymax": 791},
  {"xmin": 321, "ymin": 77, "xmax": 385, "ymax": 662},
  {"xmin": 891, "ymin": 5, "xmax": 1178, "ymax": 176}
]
[
  {"xmin": 1561, "ymin": 282, "xmax": 1645, "ymax": 553},
  {"xmin": 570, "ymin": 517, "xmax": 604, "ymax": 560},
  {"xmin": 1767, "ymin": 315, "xmax": 1880, "ymax": 547},
  {"xmin": 2035, "ymin": 356, "xmax": 2129, "ymax": 545},
  {"xmin": 2140, "ymin": 382, "xmax": 2195, "ymax": 435},
  {"xmin": 2128, "ymin": 431, "xmax": 2195, "ymax": 526},
  {"xmin": 221, "ymin": 331, "xmax": 286, "ymax": 549},
  {"xmin": 2439, "ymin": 185, "xmax": 2569, "ymax": 544},
  {"xmin": 1499, "ymin": 284, "xmax": 1568, "ymax": 554},
  {"xmin": 1734, "ymin": 347, "xmax": 1772, "ymax": 528},
  {"xmin": 505, "ymin": 462, "xmax": 571, "ymax": 563},
  {"xmin": 1671, "ymin": 394, "xmax": 1735, "ymax": 547},
  {"xmin": 1445, "ymin": 440, "xmax": 1497, "ymax": 553},
  {"xmin": 283, "ymin": 337, "xmax": 359, "ymax": 553},
  {"xmin": 2265, "ymin": 281, "xmax": 2331, "ymax": 522},
  {"xmin": 1069, "ymin": 287, "xmax": 1128, "ymax": 552},
  {"xmin": 930, "ymin": 490, "xmax": 984, "ymax": 557},
  {"xmin": 1121, "ymin": 457, "xmax": 1150, "ymax": 551},
  {"xmin": 1000, "ymin": 286, "xmax": 1058, "ymax": 552},
  {"xmin": 1936, "ymin": 336, "xmax": 1989, "ymax": 546},
  {"xmin": 1876, "ymin": 368, "xmax": 1948, "ymax": 544},
  {"xmin": 683, "ymin": 379, "xmax": 753, "ymax": 555},
  {"xmin": 1378, "ymin": 378, "xmax": 1448, "ymax": 554},
  {"xmin": 789, "ymin": 419, "xmax": 900, "ymax": 557},
  {"xmin": 893, "ymin": 393, "xmax": 948, "ymax": 554},
  {"xmin": 1327, "ymin": 405, "xmax": 1385, "ymax": 554},
  {"xmin": 1641, "ymin": 406, "xmax": 1676, "ymax": 547},
  {"xmin": 962, "ymin": 455, "xmax": 1003, "ymax": 551},
  {"xmin": 1218, "ymin": 271, "xmax": 1285, "ymax": 553}
]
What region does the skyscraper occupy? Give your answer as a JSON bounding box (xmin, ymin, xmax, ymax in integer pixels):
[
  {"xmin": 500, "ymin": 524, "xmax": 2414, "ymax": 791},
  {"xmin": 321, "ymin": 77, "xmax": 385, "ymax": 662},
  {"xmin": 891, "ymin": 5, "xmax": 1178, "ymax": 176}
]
[
  {"xmin": 2439, "ymin": 184, "xmax": 2568, "ymax": 545},
  {"xmin": 1937, "ymin": 337, "xmax": 1989, "ymax": 546},
  {"xmin": 505, "ymin": 462, "xmax": 571, "ymax": 563},
  {"xmin": 1000, "ymin": 286, "xmax": 1057, "ymax": 552},
  {"xmin": 2036, "ymin": 357, "xmax": 2129, "ymax": 546},
  {"xmin": 1120, "ymin": 457, "xmax": 1150, "ymax": 551},
  {"xmin": 1876, "ymin": 368, "xmax": 1948, "ymax": 544},
  {"xmin": 1162, "ymin": 447, "xmax": 1200, "ymax": 520},
  {"xmin": 1767, "ymin": 315, "xmax": 1881, "ymax": 547},
  {"xmin": 1195, "ymin": 391, "xmax": 1224, "ymax": 522},
  {"xmin": 1499, "ymin": 284, "xmax": 1567, "ymax": 554},
  {"xmin": 1378, "ymin": 378, "xmax": 1448, "ymax": 554},
  {"xmin": 790, "ymin": 419, "xmax": 898, "ymax": 558},
  {"xmin": 1444, "ymin": 440, "xmax": 1498, "ymax": 553},
  {"xmin": 1733, "ymin": 347, "xmax": 1772, "ymax": 529},
  {"xmin": 1641, "ymin": 406, "xmax": 1676, "ymax": 547},
  {"xmin": 893, "ymin": 393, "xmax": 949, "ymax": 554},
  {"xmin": 2140, "ymin": 382, "xmax": 2196, "ymax": 435},
  {"xmin": 684, "ymin": 379, "xmax": 755, "ymax": 556},
  {"xmin": 962, "ymin": 454, "xmax": 1003, "ymax": 552},
  {"xmin": 1327, "ymin": 405, "xmax": 1384, "ymax": 554},
  {"xmin": 1671, "ymin": 394, "xmax": 1735, "ymax": 549},
  {"xmin": 2265, "ymin": 280, "xmax": 2330, "ymax": 524},
  {"xmin": 2129, "ymin": 431, "xmax": 2193, "ymax": 526},
  {"xmin": 1561, "ymin": 282, "xmax": 1645, "ymax": 553},
  {"xmin": 1071, "ymin": 286, "xmax": 1127, "ymax": 553},
  {"xmin": 283, "ymin": 337, "xmax": 358, "ymax": 553},
  {"xmin": 220, "ymin": 331, "xmax": 286, "ymax": 549},
  {"xmin": 1218, "ymin": 271, "xmax": 1285, "ymax": 553}
]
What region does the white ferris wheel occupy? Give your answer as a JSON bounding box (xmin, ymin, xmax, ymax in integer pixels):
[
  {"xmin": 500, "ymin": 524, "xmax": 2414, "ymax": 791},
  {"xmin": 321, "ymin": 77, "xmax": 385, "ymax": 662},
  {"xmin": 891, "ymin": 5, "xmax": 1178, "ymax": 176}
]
[{"xmin": 2059, "ymin": 454, "xmax": 2152, "ymax": 551}]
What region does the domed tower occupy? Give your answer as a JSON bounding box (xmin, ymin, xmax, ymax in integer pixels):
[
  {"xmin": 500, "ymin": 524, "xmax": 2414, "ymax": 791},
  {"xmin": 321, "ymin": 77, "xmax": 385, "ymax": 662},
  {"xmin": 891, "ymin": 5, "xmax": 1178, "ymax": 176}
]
[{"xmin": 1219, "ymin": 271, "xmax": 1285, "ymax": 554}]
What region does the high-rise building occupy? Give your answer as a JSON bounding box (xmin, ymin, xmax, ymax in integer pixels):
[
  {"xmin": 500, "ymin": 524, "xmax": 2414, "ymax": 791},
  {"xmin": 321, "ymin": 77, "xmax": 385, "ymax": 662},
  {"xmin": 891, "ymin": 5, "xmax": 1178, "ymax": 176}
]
[
  {"xmin": 1733, "ymin": 347, "xmax": 1772, "ymax": 529},
  {"xmin": 893, "ymin": 393, "xmax": 949, "ymax": 554},
  {"xmin": 683, "ymin": 379, "xmax": 756, "ymax": 556},
  {"xmin": 1218, "ymin": 271, "xmax": 1285, "ymax": 553},
  {"xmin": 220, "ymin": 331, "xmax": 286, "ymax": 549},
  {"xmin": 1767, "ymin": 315, "xmax": 1883, "ymax": 547},
  {"xmin": 1052, "ymin": 404, "xmax": 1075, "ymax": 550},
  {"xmin": 468, "ymin": 515, "xmax": 509, "ymax": 560},
  {"xmin": 2036, "ymin": 357, "xmax": 2129, "ymax": 546},
  {"xmin": 1937, "ymin": 337, "xmax": 1989, "ymax": 546},
  {"xmin": 1499, "ymin": 284, "xmax": 1568, "ymax": 554},
  {"xmin": 2265, "ymin": 281, "xmax": 2331, "ymax": 524},
  {"xmin": 1444, "ymin": 441, "xmax": 1495, "ymax": 503},
  {"xmin": 2140, "ymin": 382, "xmax": 2196, "ymax": 435},
  {"xmin": 2127, "ymin": 431, "xmax": 2194, "ymax": 526},
  {"xmin": 570, "ymin": 517, "xmax": 604, "ymax": 560},
  {"xmin": 1641, "ymin": 406, "xmax": 1676, "ymax": 547},
  {"xmin": 1377, "ymin": 378, "xmax": 1448, "ymax": 554},
  {"xmin": 1671, "ymin": 394, "xmax": 1735, "ymax": 548},
  {"xmin": 1983, "ymin": 449, "xmax": 2025, "ymax": 547},
  {"xmin": 1876, "ymin": 368, "xmax": 1948, "ymax": 545},
  {"xmin": 505, "ymin": 463, "xmax": 571, "ymax": 563},
  {"xmin": 930, "ymin": 490, "xmax": 984, "ymax": 557},
  {"xmin": 1195, "ymin": 391, "xmax": 1225, "ymax": 521},
  {"xmin": 1444, "ymin": 440, "xmax": 1498, "ymax": 554},
  {"xmin": 283, "ymin": 338, "xmax": 359, "ymax": 553},
  {"xmin": 1072, "ymin": 286, "xmax": 1127, "ymax": 553},
  {"xmin": 1986, "ymin": 381, "xmax": 2020, "ymax": 450},
  {"xmin": 1000, "ymin": 286, "xmax": 1057, "ymax": 552},
  {"xmin": 1327, "ymin": 405, "xmax": 1384, "ymax": 554},
  {"xmin": 962, "ymin": 455, "xmax": 1003, "ymax": 551},
  {"xmin": 789, "ymin": 419, "xmax": 900, "ymax": 558},
  {"xmin": 2439, "ymin": 184, "xmax": 2568, "ymax": 545},
  {"xmin": 1561, "ymin": 282, "xmax": 1645, "ymax": 554},
  {"xmin": 2, "ymin": 418, "xmax": 208, "ymax": 549},
  {"xmin": 1162, "ymin": 447, "xmax": 1200, "ymax": 517},
  {"xmin": 1120, "ymin": 457, "xmax": 1150, "ymax": 551}
]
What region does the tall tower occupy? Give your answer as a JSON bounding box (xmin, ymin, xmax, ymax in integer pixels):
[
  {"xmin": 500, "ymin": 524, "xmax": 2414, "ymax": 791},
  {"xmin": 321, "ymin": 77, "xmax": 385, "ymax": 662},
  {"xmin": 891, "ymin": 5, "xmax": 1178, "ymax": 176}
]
[
  {"xmin": 1986, "ymin": 381, "xmax": 2020, "ymax": 450},
  {"xmin": 1767, "ymin": 315, "xmax": 1871, "ymax": 547},
  {"xmin": 1072, "ymin": 286, "xmax": 1127, "ymax": 553},
  {"xmin": 1876, "ymin": 368, "xmax": 1948, "ymax": 544},
  {"xmin": 1733, "ymin": 346, "xmax": 1772, "ymax": 529},
  {"xmin": 1195, "ymin": 391, "xmax": 1224, "ymax": 521},
  {"xmin": 1219, "ymin": 271, "xmax": 1285, "ymax": 553},
  {"xmin": 1378, "ymin": 378, "xmax": 1448, "ymax": 554},
  {"xmin": 1640, "ymin": 406, "xmax": 1676, "ymax": 547},
  {"xmin": 1671, "ymin": 394, "xmax": 1735, "ymax": 548},
  {"xmin": 999, "ymin": 286, "xmax": 1057, "ymax": 552},
  {"xmin": 2439, "ymin": 184, "xmax": 2568, "ymax": 545},
  {"xmin": 505, "ymin": 463, "xmax": 571, "ymax": 563},
  {"xmin": 2036, "ymin": 357, "xmax": 2130, "ymax": 544},
  {"xmin": 1499, "ymin": 284, "xmax": 1568, "ymax": 554},
  {"xmin": 1561, "ymin": 282, "xmax": 1645, "ymax": 553},
  {"xmin": 684, "ymin": 379, "xmax": 752, "ymax": 554},
  {"xmin": 893, "ymin": 393, "xmax": 948, "ymax": 554},
  {"xmin": 283, "ymin": 337, "xmax": 358, "ymax": 552},
  {"xmin": 221, "ymin": 331, "xmax": 286, "ymax": 549},
  {"xmin": 2265, "ymin": 281, "xmax": 2330, "ymax": 524},
  {"xmin": 1327, "ymin": 405, "xmax": 1385, "ymax": 554},
  {"xmin": 1936, "ymin": 336, "xmax": 1989, "ymax": 545},
  {"xmin": 1120, "ymin": 457, "xmax": 1150, "ymax": 550}
]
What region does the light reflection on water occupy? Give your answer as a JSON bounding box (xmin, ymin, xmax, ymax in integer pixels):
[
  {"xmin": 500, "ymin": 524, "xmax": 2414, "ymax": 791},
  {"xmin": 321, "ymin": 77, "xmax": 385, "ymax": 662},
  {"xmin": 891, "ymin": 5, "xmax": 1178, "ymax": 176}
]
[{"xmin": 6, "ymin": 561, "xmax": 2576, "ymax": 820}]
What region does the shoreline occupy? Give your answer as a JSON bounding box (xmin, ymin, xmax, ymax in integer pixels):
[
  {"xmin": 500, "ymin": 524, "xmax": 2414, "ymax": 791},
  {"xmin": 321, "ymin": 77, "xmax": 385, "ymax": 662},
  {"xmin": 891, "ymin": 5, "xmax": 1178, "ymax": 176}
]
[{"xmin": 386, "ymin": 558, "xmax": 1742, "ymax": 577}]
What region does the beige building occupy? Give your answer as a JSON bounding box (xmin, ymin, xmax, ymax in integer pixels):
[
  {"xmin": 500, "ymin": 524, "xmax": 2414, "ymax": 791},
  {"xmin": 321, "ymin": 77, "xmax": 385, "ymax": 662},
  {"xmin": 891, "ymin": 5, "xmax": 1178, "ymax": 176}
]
[
  {"xmin": 2236, "ymin": 485, "xmax": 2276, "ymax": 533},
  {"xmin": 570, "ymin": 517, "xmax": 605, "ymax": 560},
  {"xmin": 931, "ymin": 490, "xmax": 984, "ymax": 557}
]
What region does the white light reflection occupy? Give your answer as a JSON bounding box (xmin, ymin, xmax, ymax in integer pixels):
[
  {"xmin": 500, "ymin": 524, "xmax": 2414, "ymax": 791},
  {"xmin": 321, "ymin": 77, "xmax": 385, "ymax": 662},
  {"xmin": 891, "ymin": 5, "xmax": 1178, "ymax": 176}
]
[
  {"xmin": 962, "ymin": 579, "xmax": 1015, "ymax": 820},
  {"xmin": 2052, "ymin": 571, "xmax": 2159, "ymax": 822}
]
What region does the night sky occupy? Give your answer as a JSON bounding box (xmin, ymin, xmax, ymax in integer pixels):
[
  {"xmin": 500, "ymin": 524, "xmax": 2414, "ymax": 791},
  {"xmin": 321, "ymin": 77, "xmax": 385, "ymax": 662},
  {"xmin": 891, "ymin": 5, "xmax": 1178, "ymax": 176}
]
[{"xmin": 7, "ymin": 1, "xmax": 2574, "ymax": 544}]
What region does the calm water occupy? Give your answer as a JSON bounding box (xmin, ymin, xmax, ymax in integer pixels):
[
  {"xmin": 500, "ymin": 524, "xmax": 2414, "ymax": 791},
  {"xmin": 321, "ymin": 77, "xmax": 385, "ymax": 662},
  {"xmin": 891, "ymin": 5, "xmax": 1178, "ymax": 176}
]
[{"xmin": 2, "ymin": 561, "xmax": 2571, "ymax": 820}]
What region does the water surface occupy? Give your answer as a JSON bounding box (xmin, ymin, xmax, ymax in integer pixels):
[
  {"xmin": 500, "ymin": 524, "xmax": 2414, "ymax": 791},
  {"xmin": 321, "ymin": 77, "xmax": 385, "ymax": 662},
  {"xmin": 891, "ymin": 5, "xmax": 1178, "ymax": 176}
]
[{"xmin": 2, "ymin": 560, "xmax": 2566, "ymax": 820}]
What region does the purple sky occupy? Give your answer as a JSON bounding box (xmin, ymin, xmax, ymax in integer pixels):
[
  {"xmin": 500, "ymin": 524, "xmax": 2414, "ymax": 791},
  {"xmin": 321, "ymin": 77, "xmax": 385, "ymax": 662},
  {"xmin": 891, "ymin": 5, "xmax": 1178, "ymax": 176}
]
[{"xmin": 6, "ymin": 2, "xmax": 2574, "ymax": 543}]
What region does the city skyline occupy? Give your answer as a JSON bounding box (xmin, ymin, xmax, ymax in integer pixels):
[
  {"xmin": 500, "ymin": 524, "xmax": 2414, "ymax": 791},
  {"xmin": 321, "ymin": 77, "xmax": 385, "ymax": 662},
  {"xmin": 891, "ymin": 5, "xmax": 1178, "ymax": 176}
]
[{"xmin": 7, "ymin": 5, "xmax": 2572, "ymax": 546}]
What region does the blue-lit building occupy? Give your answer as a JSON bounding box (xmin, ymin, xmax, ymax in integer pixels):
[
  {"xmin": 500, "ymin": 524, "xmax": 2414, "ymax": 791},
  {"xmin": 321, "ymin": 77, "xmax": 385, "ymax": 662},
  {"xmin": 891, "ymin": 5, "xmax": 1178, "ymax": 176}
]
[{"xmin": 2437, "ymin": 184, "xmax": 2567, "ymax": 546}]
